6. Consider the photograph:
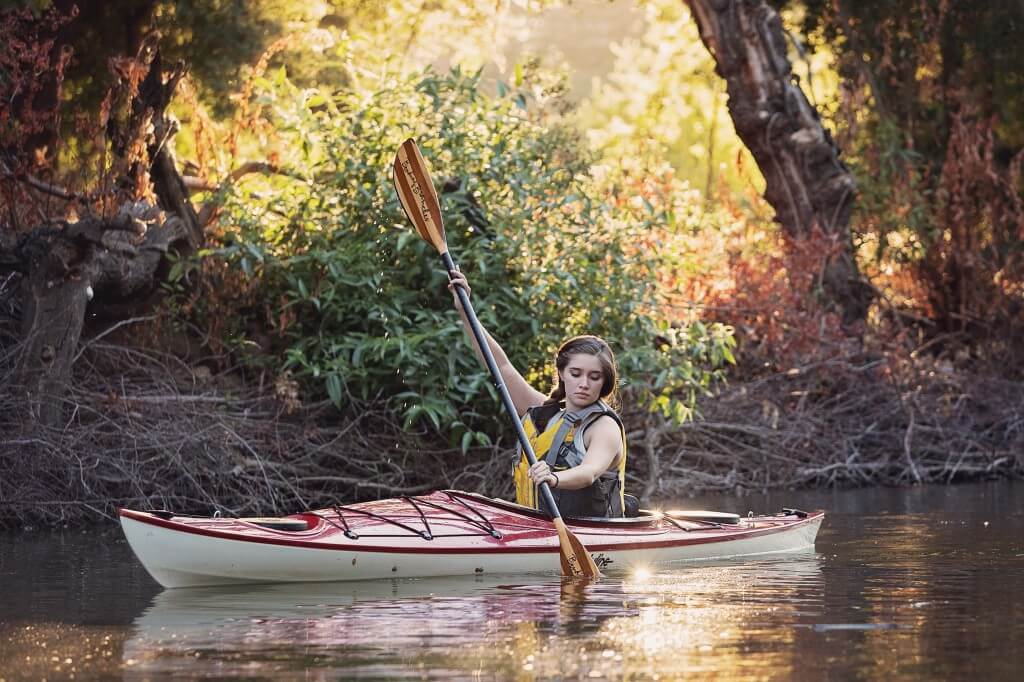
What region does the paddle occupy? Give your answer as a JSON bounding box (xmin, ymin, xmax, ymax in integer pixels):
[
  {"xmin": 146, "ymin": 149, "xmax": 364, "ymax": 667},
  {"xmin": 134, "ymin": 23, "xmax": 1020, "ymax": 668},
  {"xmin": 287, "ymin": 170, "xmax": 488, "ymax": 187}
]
[{"xmin": 392, "ymin": 137, "xmax": 601, "ymax": 579}]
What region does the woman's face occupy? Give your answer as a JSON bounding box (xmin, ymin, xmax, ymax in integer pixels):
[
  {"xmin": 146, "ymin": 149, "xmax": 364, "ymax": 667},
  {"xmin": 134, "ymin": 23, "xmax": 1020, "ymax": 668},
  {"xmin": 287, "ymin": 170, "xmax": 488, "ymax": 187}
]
[{"xmin": 559, "ymin": 353, "xmax": 604, "ymax": 409}]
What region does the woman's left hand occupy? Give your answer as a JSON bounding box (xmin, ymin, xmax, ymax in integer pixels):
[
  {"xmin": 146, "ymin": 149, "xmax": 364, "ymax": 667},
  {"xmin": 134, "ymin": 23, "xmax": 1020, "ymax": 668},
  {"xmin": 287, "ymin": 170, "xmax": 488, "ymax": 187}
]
[{"xmin": 528, "ymin": 461, "xmax": 558, "ymax": 488}]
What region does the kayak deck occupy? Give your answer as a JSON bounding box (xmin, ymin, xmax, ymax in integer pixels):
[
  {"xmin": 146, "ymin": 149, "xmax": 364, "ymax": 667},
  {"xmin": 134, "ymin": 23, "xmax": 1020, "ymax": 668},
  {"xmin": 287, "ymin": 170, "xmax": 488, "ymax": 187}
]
[{"xmin": 120, "ymin": 490, "xmax": 824, "ymax": 588}]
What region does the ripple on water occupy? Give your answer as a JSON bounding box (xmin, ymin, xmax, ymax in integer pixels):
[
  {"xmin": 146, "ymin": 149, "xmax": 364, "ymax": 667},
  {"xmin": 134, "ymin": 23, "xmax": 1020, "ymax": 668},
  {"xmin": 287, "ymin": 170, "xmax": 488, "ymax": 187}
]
[{"xmin": 2, "ymin": 481, "xmax": 1023, "ymax": 679}]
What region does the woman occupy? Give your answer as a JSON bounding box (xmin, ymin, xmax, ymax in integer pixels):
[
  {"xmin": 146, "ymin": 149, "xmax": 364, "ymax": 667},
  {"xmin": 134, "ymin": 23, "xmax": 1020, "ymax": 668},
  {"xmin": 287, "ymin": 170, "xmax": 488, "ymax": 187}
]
[{"xmin": 448, "ymin": 270, "xmax": 629, "ymax": 518}]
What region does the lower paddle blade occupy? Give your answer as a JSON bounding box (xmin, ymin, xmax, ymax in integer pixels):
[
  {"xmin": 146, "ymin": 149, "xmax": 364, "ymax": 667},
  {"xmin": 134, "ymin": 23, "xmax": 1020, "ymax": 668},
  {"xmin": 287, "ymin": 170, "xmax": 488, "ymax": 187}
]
[{"xmin": 554, "ymin": 519, "xmax": 602, "ymax": 578}]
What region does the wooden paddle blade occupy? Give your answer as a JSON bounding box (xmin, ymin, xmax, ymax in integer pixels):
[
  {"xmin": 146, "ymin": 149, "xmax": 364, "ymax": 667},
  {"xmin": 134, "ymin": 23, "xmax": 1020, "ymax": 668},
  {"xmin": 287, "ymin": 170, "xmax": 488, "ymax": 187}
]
[
  {"xmin": 554, "ymin": 518, "xmax": 602, "ymax": 578},
  {"xmin": 392, "ymin": 138, "xmax": 447, "ymax": 252}
]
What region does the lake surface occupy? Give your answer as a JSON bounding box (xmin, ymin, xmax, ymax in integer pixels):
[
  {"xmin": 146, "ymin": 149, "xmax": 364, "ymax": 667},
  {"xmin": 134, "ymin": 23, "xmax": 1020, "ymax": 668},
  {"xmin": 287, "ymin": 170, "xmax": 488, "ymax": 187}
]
[{"xmin": 1, "ymin": 481, "xmax": 1022, "ymax": 680}]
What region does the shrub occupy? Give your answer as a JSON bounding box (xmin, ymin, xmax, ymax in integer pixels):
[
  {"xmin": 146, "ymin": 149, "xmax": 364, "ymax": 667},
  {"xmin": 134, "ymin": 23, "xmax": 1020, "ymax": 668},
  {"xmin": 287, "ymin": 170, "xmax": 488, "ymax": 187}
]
[{"xmin": 179, "ymin": 66, "xmax": 734, "ymax": 447}]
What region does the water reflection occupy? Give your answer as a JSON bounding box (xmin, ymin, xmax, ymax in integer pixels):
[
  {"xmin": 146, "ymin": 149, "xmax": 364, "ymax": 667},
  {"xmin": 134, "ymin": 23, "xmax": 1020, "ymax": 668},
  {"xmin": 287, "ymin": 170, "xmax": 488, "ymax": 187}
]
[
  {"xmin": 123, "ymin": 574, "xmax": 625, "ymax": 677},
  {"xmin": 0, "ymin": 622, "xmax": 129, "ymax": 679},
  {"xmin": 121, "ymin": 553, "xmax": 823, "ymax": 678},
  {"xmin": 4, "ymin": 482, "xmax": 1022, "ymax": 679},
  {"xmin": 571, "ymin": 554, "xmax": 821, "ymax": 680}
]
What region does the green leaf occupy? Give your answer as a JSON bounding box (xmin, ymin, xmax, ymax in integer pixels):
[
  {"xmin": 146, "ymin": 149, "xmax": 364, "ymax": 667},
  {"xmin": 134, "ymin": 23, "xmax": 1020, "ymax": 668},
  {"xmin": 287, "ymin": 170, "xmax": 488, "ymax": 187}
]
[{"xmin": 326, "ymin": 374, "xmax": 343, "ymax": 405}]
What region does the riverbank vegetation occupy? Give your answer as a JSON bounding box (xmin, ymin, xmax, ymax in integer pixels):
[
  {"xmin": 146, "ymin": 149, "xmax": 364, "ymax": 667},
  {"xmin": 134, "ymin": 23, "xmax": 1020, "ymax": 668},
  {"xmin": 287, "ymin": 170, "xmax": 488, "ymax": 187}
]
[{"xmin": 1, "ymin": 0, "xmax": 1021, "ymax": 527}]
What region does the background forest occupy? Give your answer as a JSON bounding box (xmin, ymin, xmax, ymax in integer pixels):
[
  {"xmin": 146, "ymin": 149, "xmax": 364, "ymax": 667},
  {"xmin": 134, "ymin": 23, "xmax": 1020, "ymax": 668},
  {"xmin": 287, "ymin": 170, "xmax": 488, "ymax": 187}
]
[{"xmin": 1, "ymin": 0, "xmax": 1021, "ymax": 527}]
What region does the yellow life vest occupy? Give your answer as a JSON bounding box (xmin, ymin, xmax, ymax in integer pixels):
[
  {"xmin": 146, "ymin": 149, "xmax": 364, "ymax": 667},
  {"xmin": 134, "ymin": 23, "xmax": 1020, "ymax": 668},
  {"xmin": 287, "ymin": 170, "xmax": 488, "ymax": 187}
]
[{"xmin": 512, "ymin": 401, "xmax": 627, "ymax": 517}]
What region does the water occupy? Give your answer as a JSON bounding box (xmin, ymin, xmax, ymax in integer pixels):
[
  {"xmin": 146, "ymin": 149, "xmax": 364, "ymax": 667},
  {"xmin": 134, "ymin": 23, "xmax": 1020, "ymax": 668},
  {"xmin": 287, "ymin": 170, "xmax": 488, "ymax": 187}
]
[{"xmin": 1, "ymin": 482, "xmax": 1021, "ymax": 680}]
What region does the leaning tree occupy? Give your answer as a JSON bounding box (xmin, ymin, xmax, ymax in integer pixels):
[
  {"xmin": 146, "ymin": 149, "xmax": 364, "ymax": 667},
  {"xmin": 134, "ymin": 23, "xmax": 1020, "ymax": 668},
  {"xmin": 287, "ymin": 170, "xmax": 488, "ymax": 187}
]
[{"xmin": 685, "ymin": 0, "xmax": 872, "ymax": 326}]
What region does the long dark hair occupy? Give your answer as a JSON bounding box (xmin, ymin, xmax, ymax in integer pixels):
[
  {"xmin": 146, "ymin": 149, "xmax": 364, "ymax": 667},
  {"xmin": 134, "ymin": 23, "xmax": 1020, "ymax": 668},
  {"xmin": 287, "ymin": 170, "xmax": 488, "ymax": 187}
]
[{"xmin": 544, "ymin": 335, "xmax": 619, "ymax": 408}]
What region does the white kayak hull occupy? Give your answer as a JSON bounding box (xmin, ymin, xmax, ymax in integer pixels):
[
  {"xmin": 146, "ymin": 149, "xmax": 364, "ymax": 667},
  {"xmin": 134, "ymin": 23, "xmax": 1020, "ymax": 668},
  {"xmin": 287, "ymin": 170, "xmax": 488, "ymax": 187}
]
[
  {"xmin": 122, "ymin": 514, "xmax": 822, "ymax": 588},
  {"xmin": 120, "ymin": 492, "xmax": 823, "ymax": 588}
]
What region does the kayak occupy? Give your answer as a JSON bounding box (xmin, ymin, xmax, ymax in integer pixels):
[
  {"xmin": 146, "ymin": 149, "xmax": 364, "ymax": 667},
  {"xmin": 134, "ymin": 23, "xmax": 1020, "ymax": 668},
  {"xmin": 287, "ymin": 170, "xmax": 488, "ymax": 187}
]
[{"xmin": 119, "ymin": 490, "xmax": 823, "ymax": 588}]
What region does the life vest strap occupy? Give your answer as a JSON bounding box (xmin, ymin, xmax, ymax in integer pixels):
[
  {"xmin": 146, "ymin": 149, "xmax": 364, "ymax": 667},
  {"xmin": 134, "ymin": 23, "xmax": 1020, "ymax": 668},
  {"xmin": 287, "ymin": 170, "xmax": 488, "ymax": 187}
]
[{"xmin": 542, "ymin": 401, "xmax": 613, "ymax": 467}]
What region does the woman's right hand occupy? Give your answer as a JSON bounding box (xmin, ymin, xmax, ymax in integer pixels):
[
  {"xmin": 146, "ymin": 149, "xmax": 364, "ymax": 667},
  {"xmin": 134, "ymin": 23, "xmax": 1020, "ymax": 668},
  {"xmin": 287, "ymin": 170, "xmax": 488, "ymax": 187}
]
[{"xmin": 447, "ymin": 270, "xmax": 471, "ymax": 311}]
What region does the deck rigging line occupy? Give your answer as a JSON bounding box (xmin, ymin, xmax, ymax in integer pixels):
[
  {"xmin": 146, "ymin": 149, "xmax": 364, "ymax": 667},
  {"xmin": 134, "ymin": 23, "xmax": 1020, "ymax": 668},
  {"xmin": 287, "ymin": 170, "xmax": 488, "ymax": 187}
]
[
  {"xmin": 315, "ymin": 494, "xmax": 502, "ymax": 541},
  {"xmin": 409, "ymin": 492, "xmax": 502, "ymax": 539}
]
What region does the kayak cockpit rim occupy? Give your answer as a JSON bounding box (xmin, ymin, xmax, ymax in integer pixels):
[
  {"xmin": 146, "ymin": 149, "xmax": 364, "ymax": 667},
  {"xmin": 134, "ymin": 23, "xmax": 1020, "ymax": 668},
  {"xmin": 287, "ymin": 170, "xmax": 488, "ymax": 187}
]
[{"xmin": 440, "ymin": 490, "xmax": 819, "ymax": 527}]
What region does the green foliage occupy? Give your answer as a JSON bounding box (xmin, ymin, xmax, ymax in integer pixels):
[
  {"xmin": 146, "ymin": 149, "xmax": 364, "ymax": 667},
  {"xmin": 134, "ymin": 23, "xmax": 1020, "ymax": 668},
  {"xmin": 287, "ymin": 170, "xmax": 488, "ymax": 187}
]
[
  {"xmin": 844, "ymin": 118, "xmax": 931, "ymax": 268},
  {"xmin": 792, "ymin": 0, "xmax": 1024, "ymax": 153},
  {"xmin": 785, "ymin": 0, "xmax": 1024, "ymax": 335},
  {"xmin": 196, "ymin": 65, "xmax": 733, "ymax": 446},
  {"xmin": 27, "ymin": 0, "xmax": 566, "ymax": 122},
  {"xmin": 579, "ymin": 0, "xmax": 761, "ymax": 198}
]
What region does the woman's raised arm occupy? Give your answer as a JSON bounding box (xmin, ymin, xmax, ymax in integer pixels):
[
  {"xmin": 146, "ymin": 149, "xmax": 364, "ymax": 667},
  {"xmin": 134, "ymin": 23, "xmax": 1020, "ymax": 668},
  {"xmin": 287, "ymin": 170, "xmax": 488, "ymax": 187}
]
[{"xmin": 447, "ymin": 270, "xmax": 547, "ymax": 417}]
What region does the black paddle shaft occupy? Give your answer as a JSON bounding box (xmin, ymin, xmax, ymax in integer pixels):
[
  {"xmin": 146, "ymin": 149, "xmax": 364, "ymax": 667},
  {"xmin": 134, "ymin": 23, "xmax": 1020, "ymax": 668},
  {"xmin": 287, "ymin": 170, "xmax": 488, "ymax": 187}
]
[{"xmin": 441, "ymin": 251, "xmax": 563, "ymax": 520}]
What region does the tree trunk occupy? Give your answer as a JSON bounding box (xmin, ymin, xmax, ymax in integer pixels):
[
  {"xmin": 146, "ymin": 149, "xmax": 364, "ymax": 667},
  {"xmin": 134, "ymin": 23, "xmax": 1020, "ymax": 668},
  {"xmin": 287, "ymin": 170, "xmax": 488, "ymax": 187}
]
[
  {"xmin": 13, "ymin": 211, "xmax": 193, "ymax": 424},
  {"xmin": 6, "ymin": 48, "xmax": 199, "ymax": 426},
  {"xmin": 685, "ymin": 0, "xmax": 872, "ymax": 326},
  {"xmin": 16, "ymin": 234, "xmax": 95, "ymax": 426}
]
